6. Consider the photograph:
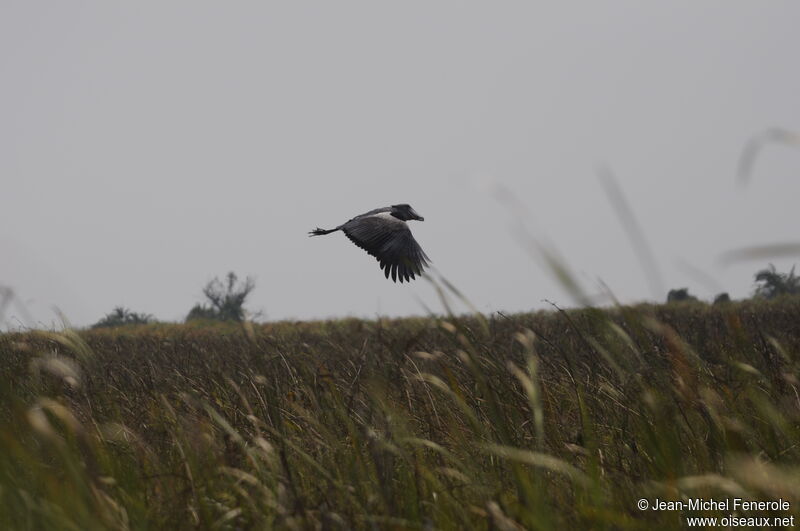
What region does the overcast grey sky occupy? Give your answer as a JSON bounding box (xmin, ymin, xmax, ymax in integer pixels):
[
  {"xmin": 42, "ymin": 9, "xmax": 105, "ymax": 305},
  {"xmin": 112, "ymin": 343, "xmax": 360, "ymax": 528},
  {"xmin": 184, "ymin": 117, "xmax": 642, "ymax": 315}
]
[{"xmin": 2, "ymin": 2, "xmax": 800, "ymax": 328}]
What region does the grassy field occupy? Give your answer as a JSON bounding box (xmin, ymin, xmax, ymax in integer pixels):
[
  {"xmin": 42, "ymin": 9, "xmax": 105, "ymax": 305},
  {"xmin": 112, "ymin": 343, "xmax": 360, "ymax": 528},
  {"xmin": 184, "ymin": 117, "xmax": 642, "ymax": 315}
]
[{"xmin": 1, "ymin": 298, "xmax": 799, "ymax": 529}]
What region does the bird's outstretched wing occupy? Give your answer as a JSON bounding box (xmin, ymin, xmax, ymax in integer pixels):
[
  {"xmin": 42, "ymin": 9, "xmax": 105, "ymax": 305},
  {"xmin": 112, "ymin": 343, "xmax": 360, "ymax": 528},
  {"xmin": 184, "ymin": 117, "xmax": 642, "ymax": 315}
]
[{"xmin": 342, "ymin": 214, "xmax": 430, "ymax": 283}]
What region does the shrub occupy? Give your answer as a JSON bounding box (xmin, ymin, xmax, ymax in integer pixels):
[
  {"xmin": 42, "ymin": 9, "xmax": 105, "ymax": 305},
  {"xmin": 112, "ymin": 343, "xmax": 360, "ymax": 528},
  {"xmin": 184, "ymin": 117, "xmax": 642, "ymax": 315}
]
[
  {"xmin": 754, "ymin": 264, "xmax": 800, "ymax": 299},
  {"xmin": 666, "ymin": 287, "xmax": 698, "ymax": 303},
  {"xmin": 91, "ymin": 306, "xmax": 153, "ymax": 328},
  {"xmin": 186, "ymin": 271, "xmax": 256, "ymax": 322}
]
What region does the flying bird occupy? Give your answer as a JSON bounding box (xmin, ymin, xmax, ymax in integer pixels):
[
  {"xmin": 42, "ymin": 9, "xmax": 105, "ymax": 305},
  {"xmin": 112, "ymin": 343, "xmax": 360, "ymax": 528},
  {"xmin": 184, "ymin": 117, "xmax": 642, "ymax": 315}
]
[{"xmin": 309, "ymin": 204, "xmax": 431, "ymax": 283}]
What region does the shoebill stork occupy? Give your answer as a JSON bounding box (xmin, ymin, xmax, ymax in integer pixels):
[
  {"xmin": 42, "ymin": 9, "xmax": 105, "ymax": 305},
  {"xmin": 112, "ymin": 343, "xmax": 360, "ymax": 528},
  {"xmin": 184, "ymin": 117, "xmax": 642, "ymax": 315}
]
[{"xmin": 309, "ymin": 204, "xmax": 430, "ymax": 283}]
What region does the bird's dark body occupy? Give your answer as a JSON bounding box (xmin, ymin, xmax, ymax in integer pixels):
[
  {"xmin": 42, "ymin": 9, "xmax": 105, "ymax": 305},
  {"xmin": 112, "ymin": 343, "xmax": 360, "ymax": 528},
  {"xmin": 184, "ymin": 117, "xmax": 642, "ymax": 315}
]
[{"xmin": 309, "ymin": 204, "xmax": 430, "ymax": 283}]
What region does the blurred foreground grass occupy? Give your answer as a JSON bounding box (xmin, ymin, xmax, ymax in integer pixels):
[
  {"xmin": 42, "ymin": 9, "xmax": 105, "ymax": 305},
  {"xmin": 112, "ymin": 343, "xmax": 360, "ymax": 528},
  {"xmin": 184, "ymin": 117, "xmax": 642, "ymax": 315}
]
[{"xmin": 1, "ymin": 299, "xmax": 799, "ymax": 529}]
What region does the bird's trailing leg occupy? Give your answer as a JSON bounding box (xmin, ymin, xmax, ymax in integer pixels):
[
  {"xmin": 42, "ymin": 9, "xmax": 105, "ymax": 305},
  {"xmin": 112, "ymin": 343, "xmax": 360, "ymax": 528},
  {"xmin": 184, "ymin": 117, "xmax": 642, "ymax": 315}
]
[{"xmin": 309, "ymin": 227, "xmax": 339, "ymax": 236}]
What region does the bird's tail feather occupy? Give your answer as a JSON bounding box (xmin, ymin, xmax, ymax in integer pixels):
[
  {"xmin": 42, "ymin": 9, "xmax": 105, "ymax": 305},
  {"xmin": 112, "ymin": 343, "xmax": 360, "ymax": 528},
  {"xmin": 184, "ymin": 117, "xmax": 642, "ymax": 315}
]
[{"xmin": 309, "ymin": 227, "xmax": 338, "ymax": 236}]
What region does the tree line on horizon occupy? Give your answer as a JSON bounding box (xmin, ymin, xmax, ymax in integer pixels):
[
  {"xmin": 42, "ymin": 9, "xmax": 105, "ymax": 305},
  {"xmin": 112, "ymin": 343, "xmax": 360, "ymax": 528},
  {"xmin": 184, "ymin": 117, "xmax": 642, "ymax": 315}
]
[
  {"xmin": 88, "ymin": 264, "xmax": 800, "ymax": 329},
  {"xmin": 667, "ymin": 263, "xmax": 800, "ymax": 304},
  {"xmin": 92, "ymin": 271, "xmax": 256, "ymax": 329}
]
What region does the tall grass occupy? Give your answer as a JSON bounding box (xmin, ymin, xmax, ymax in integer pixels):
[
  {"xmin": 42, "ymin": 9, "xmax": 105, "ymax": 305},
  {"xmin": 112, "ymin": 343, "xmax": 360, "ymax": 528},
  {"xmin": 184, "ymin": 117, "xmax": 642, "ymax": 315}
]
[{"xmin": 1, "ymin": 297, "xmax": 799, "ymax": 529}]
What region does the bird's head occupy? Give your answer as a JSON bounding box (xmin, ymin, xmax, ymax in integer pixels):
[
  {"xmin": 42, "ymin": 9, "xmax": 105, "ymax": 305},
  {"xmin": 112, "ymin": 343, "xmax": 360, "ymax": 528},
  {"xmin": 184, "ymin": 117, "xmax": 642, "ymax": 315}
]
[{"xmin": 391, "ymin": 204, "xmax": 424, "ymax": 222}]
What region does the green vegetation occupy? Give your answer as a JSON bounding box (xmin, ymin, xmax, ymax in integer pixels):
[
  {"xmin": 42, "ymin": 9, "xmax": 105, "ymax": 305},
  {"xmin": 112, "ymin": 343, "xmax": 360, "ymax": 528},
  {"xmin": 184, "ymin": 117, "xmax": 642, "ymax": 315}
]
[
  {"xmin": 754, "ymin": 264, "xmax": 800, "ymax": 300},
  {"xmin": 186, "ymin": 272, "xmax": 257, "ymax": 323},
  {"xmin": 92, "ymin": 307, "xmax": 154, "ymax": 329},
  {"xmin": 1, "ymin": 297, "xmax": 799, "ymax": 529},
  {"xmin": 665, "ymin": 288, "xmax": 698, "ymax": 303}
]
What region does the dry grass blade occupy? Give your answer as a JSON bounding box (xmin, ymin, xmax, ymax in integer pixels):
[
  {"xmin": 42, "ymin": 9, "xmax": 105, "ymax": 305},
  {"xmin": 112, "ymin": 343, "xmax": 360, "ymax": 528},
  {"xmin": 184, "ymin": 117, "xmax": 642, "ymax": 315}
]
[
  {"xmin": 727, "ymin": 456, "xmax": 800, "ymax": 501},
  {"xmin": 718, "ymin": 242, "xmax": 800, "ymax": 265},
  {"xmin": 598, "ymin": 166, "xmax": 664, "ymax": 299},
  {"xmin": 482, "ymin": 444, "xmax": 591, "ymax": 487},
  {"xmin": 675, "ymin": 474, "xmax": 750, "ymax": 498},
  {"xmin": 30, "ymin": 354, "xmax": 82, "ymax": 388},
  {"xmin": 737, "ymin": 127, "xmax": 800, "ymax": 185}
]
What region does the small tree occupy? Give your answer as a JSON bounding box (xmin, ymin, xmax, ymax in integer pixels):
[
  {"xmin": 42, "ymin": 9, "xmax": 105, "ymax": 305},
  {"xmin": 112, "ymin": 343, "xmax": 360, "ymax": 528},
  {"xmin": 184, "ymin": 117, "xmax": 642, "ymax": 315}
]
[
  {"xmin": 753, "ymin": 264, "xmax": 800, "ymax": 299},
  {"xmin": 667, "ymin": 288, "xmax": 698, "ymax": 303},
  {"xmin": 713, "ymin": 292, "xmax": 731, "ymax": 305},
  {"xmin": 186, "ymin": 272, "xmax": 256, "ymax": 322},
  {"xmin": 92, "ymin": 307, "xmax": 153, "ymax": 328}
]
